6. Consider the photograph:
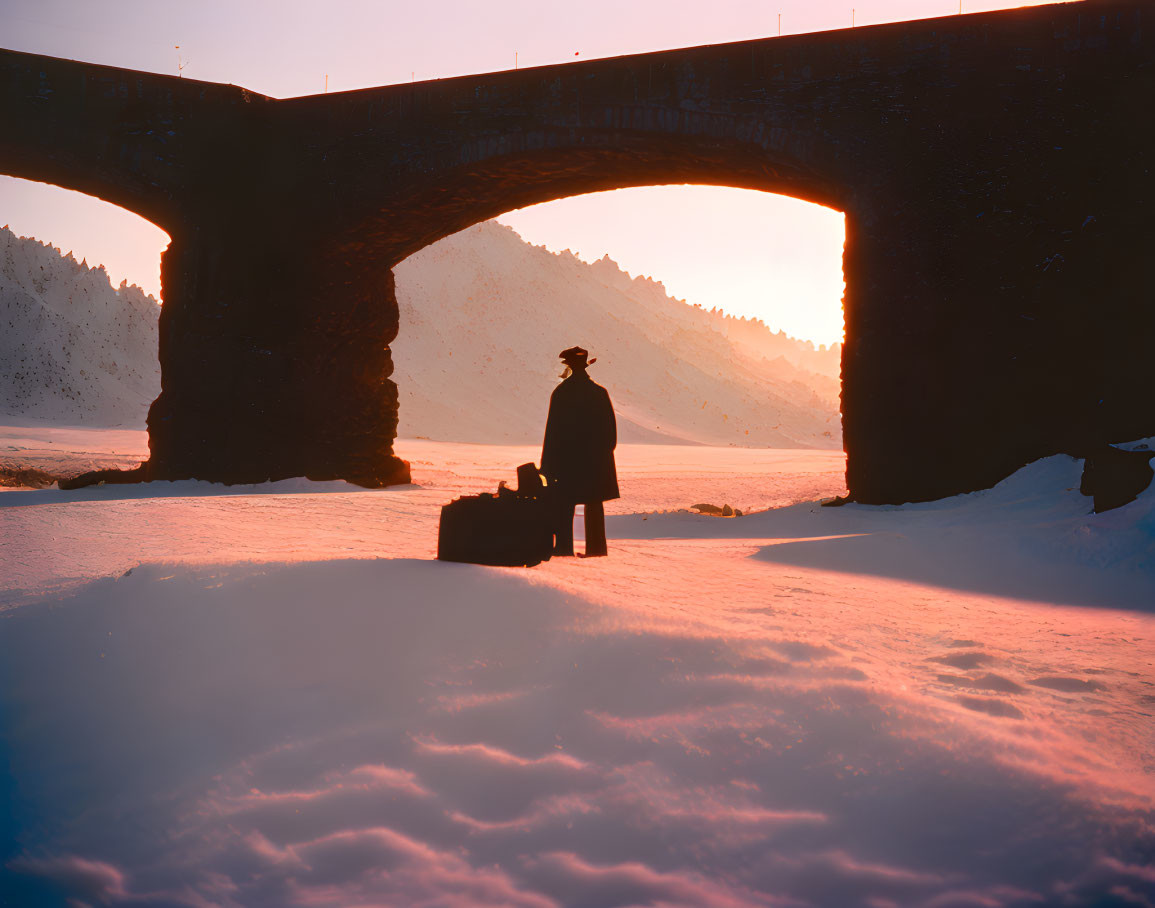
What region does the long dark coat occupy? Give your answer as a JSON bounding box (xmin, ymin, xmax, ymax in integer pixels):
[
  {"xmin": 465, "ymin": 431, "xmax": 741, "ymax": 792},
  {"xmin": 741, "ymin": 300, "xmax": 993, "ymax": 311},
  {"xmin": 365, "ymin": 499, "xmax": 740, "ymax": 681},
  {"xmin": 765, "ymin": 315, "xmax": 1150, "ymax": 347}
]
[{"xmin": 541, "ymin": 370, "xmax": 619, "ymax": 503}]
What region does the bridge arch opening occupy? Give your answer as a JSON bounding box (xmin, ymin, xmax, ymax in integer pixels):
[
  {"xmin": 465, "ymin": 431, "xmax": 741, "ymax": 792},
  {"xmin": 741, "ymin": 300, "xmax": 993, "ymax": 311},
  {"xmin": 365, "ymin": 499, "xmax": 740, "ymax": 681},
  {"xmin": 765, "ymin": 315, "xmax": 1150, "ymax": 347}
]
[
  {"xmin": 0, "ymin": 176, "xmax": 169, "ymax": 300},
  {"xmin": 389, "ymin": 185, "xmax": 846, "ymax": 501},
  {"xmin": 0, "ymin": 175, "xmax": 169, "ymax": 431}
]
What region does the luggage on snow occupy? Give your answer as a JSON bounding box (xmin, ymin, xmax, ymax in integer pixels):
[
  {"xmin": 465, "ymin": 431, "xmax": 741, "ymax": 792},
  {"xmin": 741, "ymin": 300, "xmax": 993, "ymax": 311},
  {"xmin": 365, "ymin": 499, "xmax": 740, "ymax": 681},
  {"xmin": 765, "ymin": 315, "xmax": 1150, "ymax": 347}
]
[{"xmin": 437, "ymin": 463, "xmax": 553, "ymax": 567}]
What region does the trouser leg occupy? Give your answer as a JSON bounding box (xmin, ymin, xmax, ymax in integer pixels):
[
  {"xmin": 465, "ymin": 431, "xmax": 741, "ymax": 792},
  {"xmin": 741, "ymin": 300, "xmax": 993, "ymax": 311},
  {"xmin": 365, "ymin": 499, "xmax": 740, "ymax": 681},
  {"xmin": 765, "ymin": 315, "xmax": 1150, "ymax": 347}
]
[
  {"xmin": 553, "ymin": 499, "xmax": 576, "ymax": 556},
  {"xmin": 584, "ymin": 500, "xmax": 607, "ymax": 556}
]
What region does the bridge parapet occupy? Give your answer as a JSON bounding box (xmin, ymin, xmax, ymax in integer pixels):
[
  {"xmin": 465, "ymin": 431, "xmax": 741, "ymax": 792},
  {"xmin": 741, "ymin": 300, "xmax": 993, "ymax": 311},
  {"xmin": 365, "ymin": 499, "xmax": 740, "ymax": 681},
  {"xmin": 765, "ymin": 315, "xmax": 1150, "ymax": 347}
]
[{"xmin": 0, "ymin": 49, "xmax": 268, "ymax": 231}]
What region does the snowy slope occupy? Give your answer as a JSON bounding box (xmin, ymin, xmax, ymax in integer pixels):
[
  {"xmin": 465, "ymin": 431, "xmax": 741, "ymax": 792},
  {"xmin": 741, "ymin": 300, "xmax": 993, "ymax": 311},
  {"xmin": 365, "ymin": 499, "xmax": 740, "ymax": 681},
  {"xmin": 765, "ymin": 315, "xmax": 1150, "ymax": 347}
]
[
  {"xmin": 0, "ymin": 227, "xmax": 160, "ymax": 427},
  {"xmin": 394, "ymin": 221, "xmax": 841, "ymax": 447}
]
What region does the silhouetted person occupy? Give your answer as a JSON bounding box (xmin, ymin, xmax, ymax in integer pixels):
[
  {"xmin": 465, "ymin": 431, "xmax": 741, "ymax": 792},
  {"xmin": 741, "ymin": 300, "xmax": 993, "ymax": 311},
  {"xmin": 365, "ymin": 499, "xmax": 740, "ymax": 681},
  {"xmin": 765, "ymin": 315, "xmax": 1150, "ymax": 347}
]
[{"xmin": 542, "ymin": 346, "xmax": 618, "ymax": 557}]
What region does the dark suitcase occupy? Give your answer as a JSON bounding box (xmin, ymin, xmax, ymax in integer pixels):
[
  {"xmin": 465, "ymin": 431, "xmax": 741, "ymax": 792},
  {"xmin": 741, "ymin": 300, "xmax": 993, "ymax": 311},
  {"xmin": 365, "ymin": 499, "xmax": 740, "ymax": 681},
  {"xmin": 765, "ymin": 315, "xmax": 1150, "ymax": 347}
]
[{"xmin": 437, "ymin": 465, "xmax": 553, "ymax": 567}]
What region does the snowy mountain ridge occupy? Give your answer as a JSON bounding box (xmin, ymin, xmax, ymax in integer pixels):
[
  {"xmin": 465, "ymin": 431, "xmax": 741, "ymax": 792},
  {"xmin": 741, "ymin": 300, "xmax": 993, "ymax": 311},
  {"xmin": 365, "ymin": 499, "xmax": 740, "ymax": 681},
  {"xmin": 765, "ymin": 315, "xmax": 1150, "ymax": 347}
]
[{"xmin": 0, "ymin": 226, "xmax": 160, "ymax": 427}]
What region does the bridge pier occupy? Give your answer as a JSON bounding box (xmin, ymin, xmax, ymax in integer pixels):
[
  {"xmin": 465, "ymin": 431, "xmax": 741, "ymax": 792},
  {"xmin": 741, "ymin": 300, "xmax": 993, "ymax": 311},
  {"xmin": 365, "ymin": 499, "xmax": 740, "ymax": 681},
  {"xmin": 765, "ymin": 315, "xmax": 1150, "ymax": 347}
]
[
  {"xmin": 144, "ymin": 231, "xmax": 410, "ymax": 487},
  {"xmin": 843, "ymin": 154, "xmax": 1155, "ymax": 504}
]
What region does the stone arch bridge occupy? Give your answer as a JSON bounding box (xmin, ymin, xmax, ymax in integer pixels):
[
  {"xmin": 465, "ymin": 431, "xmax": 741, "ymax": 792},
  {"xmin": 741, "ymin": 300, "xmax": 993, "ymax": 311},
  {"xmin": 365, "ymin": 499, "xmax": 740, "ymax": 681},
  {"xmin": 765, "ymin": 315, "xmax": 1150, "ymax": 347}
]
[{"xmin": 2, "ymin": 0, "xmax": 1152, "ymax": 503}]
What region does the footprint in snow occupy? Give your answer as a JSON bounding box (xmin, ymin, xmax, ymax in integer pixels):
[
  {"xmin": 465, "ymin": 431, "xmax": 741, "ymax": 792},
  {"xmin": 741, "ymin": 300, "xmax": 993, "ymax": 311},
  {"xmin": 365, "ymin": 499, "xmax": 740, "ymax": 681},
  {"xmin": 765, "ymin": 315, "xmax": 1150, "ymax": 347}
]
[
  {"xmin": 1029, "ymin": 676, "xmax": 1107, "ymax": 693},
  {"xmin": 770, "ymin": 640, "xmax": 837, "ymax": 662},
  {"xmin": 737, "ymin": 656, "xmax": 793, "ymax": 677},
  {"xmin": 957, "ymin": 696, "xmax": 1025, "ymax": 719},
  {"xmin": 936, "ymin": 673, "xmax": 1025, "ymax": 694},
  {"xmin": 929, "ymin": 651, "xmax": 994, "ymax": 670}
]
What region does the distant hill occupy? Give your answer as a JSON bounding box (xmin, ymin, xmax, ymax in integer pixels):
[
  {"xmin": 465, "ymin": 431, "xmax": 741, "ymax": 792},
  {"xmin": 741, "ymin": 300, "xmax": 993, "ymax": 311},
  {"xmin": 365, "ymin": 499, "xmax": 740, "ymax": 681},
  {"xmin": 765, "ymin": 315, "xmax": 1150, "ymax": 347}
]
[
  {"xmin": 0, "ymin": 227, "xmax": 160, "ymax": 427},
  {"xmin": 394, "ymin": 221, "xmax": 841, "ymax": 447},
  {"xmin": 0, "ymin": 222, "xmax": 842, "ymax": 447}
]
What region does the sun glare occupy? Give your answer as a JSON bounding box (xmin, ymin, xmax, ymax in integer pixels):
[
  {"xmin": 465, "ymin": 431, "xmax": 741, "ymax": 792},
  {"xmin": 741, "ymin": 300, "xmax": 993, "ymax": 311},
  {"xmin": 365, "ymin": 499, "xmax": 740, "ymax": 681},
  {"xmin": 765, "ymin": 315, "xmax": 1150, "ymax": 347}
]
[{"xmin": 499, "ymin": 187, "xmax": 846, "ymax": 348}]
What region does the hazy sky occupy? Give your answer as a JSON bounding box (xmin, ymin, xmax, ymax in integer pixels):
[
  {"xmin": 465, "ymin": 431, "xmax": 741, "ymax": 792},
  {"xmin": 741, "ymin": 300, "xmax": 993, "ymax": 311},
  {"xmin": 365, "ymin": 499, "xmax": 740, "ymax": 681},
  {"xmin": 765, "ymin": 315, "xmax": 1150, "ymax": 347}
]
[{"xmin": 0, "ymin": 0, "xmax": 1059, "ymax": 345}]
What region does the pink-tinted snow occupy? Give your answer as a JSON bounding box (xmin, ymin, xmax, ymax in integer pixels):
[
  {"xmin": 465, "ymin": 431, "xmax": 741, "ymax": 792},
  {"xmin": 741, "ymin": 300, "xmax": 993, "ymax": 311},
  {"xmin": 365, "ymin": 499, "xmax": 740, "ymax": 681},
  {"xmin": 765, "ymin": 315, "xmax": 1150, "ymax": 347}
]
[{"xmin": 1, "ymin": 436, "xmax": 1152, "ymax": 906}]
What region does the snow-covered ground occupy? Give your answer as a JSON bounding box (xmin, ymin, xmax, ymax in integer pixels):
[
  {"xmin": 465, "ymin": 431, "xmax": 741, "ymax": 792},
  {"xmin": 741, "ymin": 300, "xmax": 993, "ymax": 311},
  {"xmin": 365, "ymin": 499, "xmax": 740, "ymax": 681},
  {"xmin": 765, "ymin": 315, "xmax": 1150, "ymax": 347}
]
[
  {"xmin": 0, "ymin": 419, "xmax": 149, "ymax": 476},
  {"xmin": 1, "ymin": 434, "xmax": 1152, "ymax": 906}
]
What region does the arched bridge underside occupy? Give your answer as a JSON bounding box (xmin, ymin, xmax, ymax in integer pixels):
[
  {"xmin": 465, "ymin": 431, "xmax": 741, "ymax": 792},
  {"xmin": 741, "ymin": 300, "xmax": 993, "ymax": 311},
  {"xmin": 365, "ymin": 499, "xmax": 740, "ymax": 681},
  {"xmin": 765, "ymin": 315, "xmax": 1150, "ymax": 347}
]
[{"xmin": 2, "ymin": 0, "xmax": 1152, "ymax": 502}]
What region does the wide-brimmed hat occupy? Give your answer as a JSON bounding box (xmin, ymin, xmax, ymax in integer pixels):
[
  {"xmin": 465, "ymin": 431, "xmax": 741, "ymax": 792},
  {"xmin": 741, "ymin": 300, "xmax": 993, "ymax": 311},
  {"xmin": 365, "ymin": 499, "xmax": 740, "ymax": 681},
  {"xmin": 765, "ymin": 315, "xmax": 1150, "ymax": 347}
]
[{"xmin": 559, "ymin": 346, "xmax": 596, "ymax": 367}]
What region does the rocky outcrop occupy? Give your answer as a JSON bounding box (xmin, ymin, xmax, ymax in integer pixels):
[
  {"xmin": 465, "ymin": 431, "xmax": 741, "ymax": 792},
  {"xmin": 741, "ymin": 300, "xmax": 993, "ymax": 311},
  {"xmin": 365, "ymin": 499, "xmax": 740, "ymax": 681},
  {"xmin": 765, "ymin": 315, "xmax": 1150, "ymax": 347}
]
[{"xmin": 1080, "ymin": 445, "xmax": 1155, "ymax": 513}]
